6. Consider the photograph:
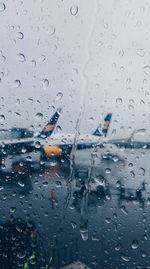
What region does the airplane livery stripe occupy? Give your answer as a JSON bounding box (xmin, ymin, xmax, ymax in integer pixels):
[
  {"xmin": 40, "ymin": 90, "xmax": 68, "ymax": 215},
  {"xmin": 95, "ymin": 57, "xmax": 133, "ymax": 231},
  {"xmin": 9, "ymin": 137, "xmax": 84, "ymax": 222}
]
[
  {"xmin": 102, "ymin": 121, "xmax": 110, "ymax": 130},
  {"xmin": 43, "ymin": 124, "xmax": 55, "ymax": 132}
]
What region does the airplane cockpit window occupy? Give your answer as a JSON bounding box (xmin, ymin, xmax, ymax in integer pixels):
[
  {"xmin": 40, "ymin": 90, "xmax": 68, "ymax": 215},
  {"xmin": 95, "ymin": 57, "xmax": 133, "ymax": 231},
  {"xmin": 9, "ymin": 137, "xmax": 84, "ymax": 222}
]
[{"xmin": 1, "ymin": 1, "xmax": 150, "ymax": 269}]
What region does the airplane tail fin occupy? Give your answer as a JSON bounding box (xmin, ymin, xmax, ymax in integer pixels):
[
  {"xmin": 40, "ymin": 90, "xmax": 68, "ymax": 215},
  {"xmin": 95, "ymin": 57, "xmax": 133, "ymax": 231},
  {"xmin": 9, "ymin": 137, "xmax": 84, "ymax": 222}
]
[
  {"xmin": 37, "ymin": 108, "xmax": 62, "ymax": 139},
  {"xmin": 93, "ymin": 113, "xmax": 112, "ymax": 137}
]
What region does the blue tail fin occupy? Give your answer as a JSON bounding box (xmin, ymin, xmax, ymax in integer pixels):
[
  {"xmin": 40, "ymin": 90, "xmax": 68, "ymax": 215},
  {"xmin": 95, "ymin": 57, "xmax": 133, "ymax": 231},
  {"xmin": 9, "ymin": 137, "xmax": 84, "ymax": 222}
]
[
  {"xmin": 93, "ymin": 113, "xmax": 112, "ymax": 137},
  {"xmin": 37, "ymin": 108, "xmax": 62, "ymax": 139}
]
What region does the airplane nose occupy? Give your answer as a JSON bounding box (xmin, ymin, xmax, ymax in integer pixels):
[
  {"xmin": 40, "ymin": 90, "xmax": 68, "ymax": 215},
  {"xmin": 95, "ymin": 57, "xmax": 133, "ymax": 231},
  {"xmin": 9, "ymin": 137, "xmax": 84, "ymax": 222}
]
[{"xmin": 43, "ymin": 145, "xmax": 62, "ymax": 158}]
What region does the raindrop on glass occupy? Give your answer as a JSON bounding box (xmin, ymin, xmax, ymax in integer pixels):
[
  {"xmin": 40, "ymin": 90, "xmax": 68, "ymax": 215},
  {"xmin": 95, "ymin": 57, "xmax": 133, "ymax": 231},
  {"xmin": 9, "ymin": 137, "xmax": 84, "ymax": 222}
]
[
  {"xmin": 17, "ymin": 53, "xmax": 26, "ymax": 62},
  {"xmin": 56, "ymin": 92, "xmax": 63, "ymax": 101},
  {"xmin": 42, "ymin": 79, "xmax": 49, "ymax": 89},
  {"xmin": 18, "ymin": 180, "xmax": 25, "ymax": 187},
  {"xmin": 131, "ymin": 240, "xmax": 139, "ymax": 249},
  {"xmin": 15, "ymin": 112, "xmax": 21, "ymax": 118},
  {"xmin": 70, "ymin": 5, "xmax": 78, "ymax": 16},
  {"xmin": 56, "ymin": 181, "xmax": 62, "ymax": 187},
  {"xmin": 35, "ymin": 141, "xmax": 41, "ymax": 149},
  {"xmin": 21, "ymin": 147, "xmax": 26, "ymax": 153},
  {"xmin": 120, "ymin": 205, "xmax": 128, "ymax": 215},
  {"xmin": 56, "ymin": 125, "xmax": 62, "ymax": 133},
  {"xmin": 116, "ymin": 98, "xmax": 122, "ymax": 105},
  {"xmin": 147, "ymin": 198, "xmax": 150, "ymax": 205},
  {"xmin": 38, "ymin": 54, "xmax": 46, "ymax": 62},
  {"xmin": 0, "ymin": 114, "xmax": 5, "ymax": 121},
  {"xmin": 0, "ymin": 2, "xmax": 6, "ymax": 12},
  {"xmin": 43, "ymin": 181, "xmax": 48, "ymax": 186},
  {"xmin": 47, "ymin": 25, "xmax": 56, "ymax": 36},
  {"xmin": 17, "ymin": 32, "xmax": 24, "ymax": 39},
  {"xmin": 115, "ymin": 243, "xmax": 121, "ymax": 251},
  {"xmin": 105, "ymin": 168, "xmax": 111, "ymax": 174},
  {"xmin": 14, "ymin": 80, "xmax": 21, "ymax": 88},
  {"xmin": 10, "ymin": 207, "xmax": 16, "ymax": 213},
  {"xmin": 139, "ymin": 167, "xmax": 145, "ymax": 176},
  {"xmin": 143, "ymin": 66, "xmax": 150, "ymax": 75},
  {"xmin": 121, "ymin": 254, "xmax": 130, "ymax": 262},
  {"xmin": 36, "ymin": 113, "xmax": 43, "ymax": 120},
  {"xmin": 128, "ymin": 105, "xmax": 134, "ymax": 111}
]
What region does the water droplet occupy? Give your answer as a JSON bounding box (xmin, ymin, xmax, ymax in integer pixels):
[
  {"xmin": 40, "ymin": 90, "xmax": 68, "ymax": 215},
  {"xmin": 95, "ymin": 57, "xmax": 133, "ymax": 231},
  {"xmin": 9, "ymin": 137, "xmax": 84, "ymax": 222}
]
[
  {"xmin": 134, "ymin": 128, "xmax": 146, "ymax": 137},
  {"xmin": 17, "ymin": 32, "xmax": 24, "ymax": 39},
  {"xmin": 116, "ymin": 181, "xmax": 121, "ymax": 188},
  {"xmin": 16, "ymin": 98, "xmax": 20, "ymax": 105},
  {"xmin": 17, "ymin": 53, "xmax": 26, "ymax": 62},
  {"xmin": 119, "ymin": 49, "xmax": 124, "ymax": 56},
  {"xmin": 144, "ymin": 234, "xmax": 148, "ymax": 240},
  {"xmin": 129, "ymin": 99, "xmax": 134, "ymax": 104},
  {"xmin": 105, "ymin": 168, "xmax": 111, "ymax": 174},
  {"xmin": 36, "ymin": 113, "xmax": 43, "ymax": 120},
  {"xmin": 147, "ymin": 197, "xmax": 150, "ymax": 205},
  {"xmin": 143, "ymin": 66, "xmax": 150, "ymax": 75},
  {"xmin": 28, "ymin": 98, "xmax": 33, "ymax": 103},
  {"xmin": 137, "ymin": 48, "xmax": 145, "ymax": 57},
  {"xmin": 56, "ymin": 92, "xmax": 63, "ymax": 100},
  {"xmin": 17, "ymin": 252, "xmax": 26, "ymax": 259},
  {"xmin": 35, "ymin": 141, "xmax": 41, "ymax": 149},
  {"xmin": 130, "ymin": 170, "xmax": 135, "ymax": 178},
  {"xmin": 131, "ymin": 240, "xmax": 139, "ymax": 249},
  {"xmin": 47, "ymin": 25, "xmax": 55, "ymax": 36},
  {"xmin": 0, "ymin": 72, "xmax": 4, "ymax": 78},
  {"xmin": 105, "ymin": 217, "xmax": 111, "ymax": 223},
  {"xmin": 18, "ymin": 180, "xmax": 25, "ymax": 187},
  {"xmin": 42, "ymin": 79, "xmax": 49, "ymax": 89},
  {"xmin": 128, "ymin": 104, "xmax": 134, "ymax": 111},
  {"xmin": 139, "ymin": 167, "xmax": 145, "ymax": 176},
  {"xmin": 116, "ymin": 98, "xmax": 123, "ymax": 105},
  {"xmin": 0, "ymin": 55, "xmax": 6, "ymax": 63},
  {"xmin": 113, "ymin": 156, "xmax": 119, "ymax": 162},
  {"xmin": 31, "ymin": 60, "xmax": 36, "ymax": 67},
  {"xmin": 0, "ymin": 2, "xmax": 6, "ymax": 12},
  {"xmin": 56, "ymin": 181, "xmax": 62, "ymax": 187},
  {"xmin": 128, "ymin": 162, "xmax": 133, "ymax": 168},
  {"xmin": 115, "ymin": 243, "xmax": 121, "ymax": 251},
  {"xmin": 70, "ymin": 5, "xmax": 78, "ymax": 16},
  {"xmin": 89, "ymin": 117, "xmax": 94, "ymax": 122},
  {"xmin": 71, "ymin": 221, "xmax": 77, "ymax": 229},
  {"xmin": 56, "ymin": 125, "xmax": 62, "ymax": 133},
  {"xmin": 38, "ymin": 54, "xmax": 46, "ymax": 62},
  {"xmin": 142, "ymin": 251, "xmax": 147, "ymax": 258},
  {"xmin": 43, "ymin": 181, "xmax": 48, "ymax": 186},
  {"xmin": 121, "ymin": 254, "xmax": 130, "ymax": 262},
  {"xmin": 15, "ymin": 112, "xmax": 21, "ymax": 118},
  {"xmin": 10, "ymin": 207, "xmax": 16, "ymax": 213},
  {"xmin": 0, "ymin": 114, "xmax": 5, "ymax": 121},
  {"xmin": 14, "ymin": 80, "xmax": 21, "ymax": 88},
  {"xmin": 21, "ymin": 147, "xmax": 26, "ymax": 153},
  {"xmin": 120, "ymin": 205, "xmax": 128, "ymax": 215}
]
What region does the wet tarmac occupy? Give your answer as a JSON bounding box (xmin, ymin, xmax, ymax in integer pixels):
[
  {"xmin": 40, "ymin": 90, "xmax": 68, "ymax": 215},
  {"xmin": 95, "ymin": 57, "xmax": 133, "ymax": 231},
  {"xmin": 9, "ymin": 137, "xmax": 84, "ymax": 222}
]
[{"xmin": 0, "ymin": 148, "xmax": 150, "ymax": 268}]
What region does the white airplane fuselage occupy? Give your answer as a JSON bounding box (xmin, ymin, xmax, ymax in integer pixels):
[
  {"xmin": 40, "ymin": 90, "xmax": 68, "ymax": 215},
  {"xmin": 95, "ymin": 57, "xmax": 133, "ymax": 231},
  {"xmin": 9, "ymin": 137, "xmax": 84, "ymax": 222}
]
[
  {"xmin": 42, "ymin": 133, "xmax": 125, "ymax": 162},
  {"xmin": 44, "ymin": 133, "xmax": 104, "ymax": 147}
]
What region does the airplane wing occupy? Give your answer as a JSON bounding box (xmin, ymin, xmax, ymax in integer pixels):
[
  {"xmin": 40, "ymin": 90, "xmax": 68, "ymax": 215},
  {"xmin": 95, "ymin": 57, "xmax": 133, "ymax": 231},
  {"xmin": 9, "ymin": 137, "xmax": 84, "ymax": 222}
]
[{"xmin": 0, "ymin": 109, "xmax": 62, "ymax": 157}]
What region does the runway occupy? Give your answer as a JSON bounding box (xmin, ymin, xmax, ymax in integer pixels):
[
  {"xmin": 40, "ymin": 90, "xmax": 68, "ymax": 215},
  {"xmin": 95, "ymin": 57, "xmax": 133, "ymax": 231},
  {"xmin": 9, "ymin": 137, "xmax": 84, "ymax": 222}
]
[{"xmin": 0, "ymin": 148, "xmax": 150, "ymax": 268}]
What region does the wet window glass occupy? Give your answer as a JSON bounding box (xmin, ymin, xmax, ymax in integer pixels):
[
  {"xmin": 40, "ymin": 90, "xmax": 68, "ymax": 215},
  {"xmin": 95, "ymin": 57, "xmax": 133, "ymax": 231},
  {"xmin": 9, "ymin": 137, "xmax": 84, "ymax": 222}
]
[{"xmin": 0, "ymin": 1, "xmax": 150, "ymax": 269}]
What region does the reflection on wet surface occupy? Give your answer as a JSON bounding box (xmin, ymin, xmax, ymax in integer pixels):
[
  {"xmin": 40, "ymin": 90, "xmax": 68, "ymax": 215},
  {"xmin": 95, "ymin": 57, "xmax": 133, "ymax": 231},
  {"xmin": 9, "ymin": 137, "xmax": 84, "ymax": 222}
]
[{"xmin": 0, "ymin": 148, "xmax": 150, "ymax": 268}]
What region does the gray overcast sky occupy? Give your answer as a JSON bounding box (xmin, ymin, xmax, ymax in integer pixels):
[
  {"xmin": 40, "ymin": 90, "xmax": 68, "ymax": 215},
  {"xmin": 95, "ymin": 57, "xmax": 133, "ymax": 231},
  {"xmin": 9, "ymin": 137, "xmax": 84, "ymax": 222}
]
[{"xmin": 0, "ymin": 0, "xmax": 150, "ymax": 139}]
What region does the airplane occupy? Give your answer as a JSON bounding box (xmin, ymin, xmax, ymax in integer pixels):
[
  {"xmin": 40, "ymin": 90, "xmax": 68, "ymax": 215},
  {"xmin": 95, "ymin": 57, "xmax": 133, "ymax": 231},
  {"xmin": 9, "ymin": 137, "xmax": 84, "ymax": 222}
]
[
  {"xmin": 41, "ymin": 113, "xmax": 113, "ymax": 159},
  {"xmin": 108, "ymin": 129, "xmax": 150, "ymax": 149},
  {"xmin": 0, "ymin": 108, "xmax": 62, "ymax": 172}
]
